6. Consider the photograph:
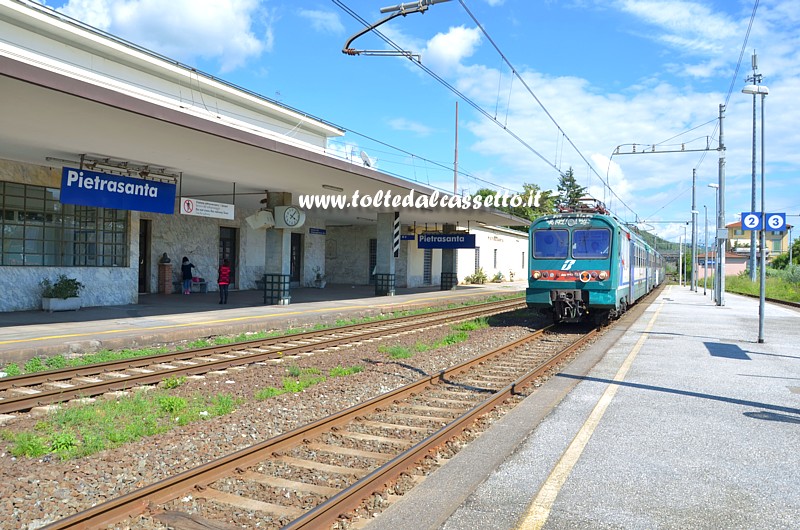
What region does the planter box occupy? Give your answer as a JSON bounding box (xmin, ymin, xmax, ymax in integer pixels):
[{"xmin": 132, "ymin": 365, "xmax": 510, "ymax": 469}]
[{"xmin": 42, "ymin": 297, "xmax": 81, "ymax": 312}]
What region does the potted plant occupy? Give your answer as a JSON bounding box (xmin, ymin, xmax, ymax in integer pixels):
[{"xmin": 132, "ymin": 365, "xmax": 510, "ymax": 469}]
[
  {"xmin": 40, "ymin": 274, "xmax": 84, "ymax": 312},
  {"xmin": 312, "ymin": 266, "xmax": 326, "ymax": 289}
]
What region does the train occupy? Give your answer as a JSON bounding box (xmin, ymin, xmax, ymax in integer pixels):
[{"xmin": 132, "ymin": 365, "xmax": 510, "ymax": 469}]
[{"xmin": 526, "ymin": 201, "xmax": 664, "ymax": 323}]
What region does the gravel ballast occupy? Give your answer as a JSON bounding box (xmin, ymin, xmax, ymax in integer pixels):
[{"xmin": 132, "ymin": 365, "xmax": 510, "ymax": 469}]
[{"xmin": 0, "ymin": 310, "xmax": 546, "ymax": 529}]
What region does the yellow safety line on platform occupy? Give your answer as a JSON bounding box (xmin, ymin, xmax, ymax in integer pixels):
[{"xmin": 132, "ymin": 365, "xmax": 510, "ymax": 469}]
[
  {"xmin": 0, "ymin": 290, "xmax": 518, "ymax": 346},
  {"xmin": 516, "ymin": 291, "xmax": 667, "ymax": 530}
]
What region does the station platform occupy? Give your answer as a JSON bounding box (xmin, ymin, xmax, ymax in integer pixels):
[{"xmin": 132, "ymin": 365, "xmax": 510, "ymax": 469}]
[
  {"xmin": 0, "ymin": 281, "xmax": 527, "ymax": 365},
  {"xmin": 370, "ymin": 285, "xmax": 800, "ymax": 530}
]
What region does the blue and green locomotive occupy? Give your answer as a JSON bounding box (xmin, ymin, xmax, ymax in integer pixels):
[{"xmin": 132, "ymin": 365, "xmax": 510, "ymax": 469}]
[{"xmin": 526, "ymin": 205, "xmax": 663, "ymax": 323}]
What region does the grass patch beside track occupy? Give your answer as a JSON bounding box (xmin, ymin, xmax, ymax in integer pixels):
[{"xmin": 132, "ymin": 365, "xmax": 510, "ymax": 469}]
[
  {"xmin": 254, "ymin": 364, "xmax": 363, "ymax": 400},
  {"xmin": 1, "ymin": 361, "xmax": 357, "ymax": 459},
  {"xmin": 380, "ymin": 317, "xmax": 488, "ymax": 359},
  {"xmin": 0, "ymin": 390, "xmax": 243, "ymax": 460}
]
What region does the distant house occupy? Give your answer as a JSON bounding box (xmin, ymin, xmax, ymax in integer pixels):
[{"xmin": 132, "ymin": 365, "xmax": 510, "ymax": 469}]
[
  {"xmin": 726, "ymin": 221, "xmax": 792, "ymax": 263},
  {"xmin": 456, "ymin": 225, "xmax": 528, "ymax": 284},
  {"xmin": 696, "ymin": 251, "xmax": 748, "ymax": 279}
]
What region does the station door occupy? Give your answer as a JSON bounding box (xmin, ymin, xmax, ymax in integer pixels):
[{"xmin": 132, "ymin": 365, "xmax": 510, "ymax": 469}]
[{"xmin": 219, "ymin": 227, "xmax": 237, "ymax": 287}]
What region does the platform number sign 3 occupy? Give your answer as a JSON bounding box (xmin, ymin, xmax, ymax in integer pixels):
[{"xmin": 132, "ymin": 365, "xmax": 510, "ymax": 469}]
[{"xmin": 766, "ymin": 213, "xmax": 786, "ymax": 231}]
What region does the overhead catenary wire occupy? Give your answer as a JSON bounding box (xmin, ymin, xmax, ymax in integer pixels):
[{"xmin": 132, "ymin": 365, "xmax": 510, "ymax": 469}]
[
  {"xmin": 334, "ymin": 0, "xmax": 762, "ymax": 226},
  {"xmin": 334, "ymin": 0, "xmax": 642, "ymax": 220},
  {"xmin": 328, "ymin": 129, "xmax": 522, "ymax": 195},
  {"xmin": 694, "ymin": 0, "xmax": 759, "ymax": 173},
  {"xmin": 456, "ymin": 0, "xmax": 641, "ymax": 222},
  {"xmin": 332, "ymin": 1, "xmax": 564, "ymax": 175},
  {"xmin": 332, "ymin": 0, "xmax": 534, "ymax": 197}
]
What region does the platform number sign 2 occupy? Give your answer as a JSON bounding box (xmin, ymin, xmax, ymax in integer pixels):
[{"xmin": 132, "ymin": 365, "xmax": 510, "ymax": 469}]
[{"xmin": 741, "ymin": 212, "xmax": 761, "ymax": 231}]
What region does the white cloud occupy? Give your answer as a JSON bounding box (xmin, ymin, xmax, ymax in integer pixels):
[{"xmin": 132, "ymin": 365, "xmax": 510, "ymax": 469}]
[
  {"xmin": 374, "ymin": 24, "xmax": 481, "ymax": 73},
  {"xmin": 422, "ymin": 26, "xmax": 482, "ymax": 72},
  {"xmin": 57, "ymin": 0, "xmax": 272, "ymax": 72},
  {"xmin": 54, "ymin": 0, "xmax": 110, "ymax": 28},
  {"xmin": 388, "ymin": 118, "xmax": 434, "ymax": 137},
  {"xmin": 617, "ymin": 0, "xmax": 739, "ymax": 56},
  {"xmin": 448, "ymin": 57, "xmax": 728, "ymax": 223},
  {"xmin": 298, "ymin": 9, "xmax": 344, "ymax": 34}
]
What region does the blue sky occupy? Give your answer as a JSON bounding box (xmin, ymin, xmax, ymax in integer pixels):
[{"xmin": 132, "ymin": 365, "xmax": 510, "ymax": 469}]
[{"xmin": 41, "ymin": 0, "xmax": 800, "ymax": 243}]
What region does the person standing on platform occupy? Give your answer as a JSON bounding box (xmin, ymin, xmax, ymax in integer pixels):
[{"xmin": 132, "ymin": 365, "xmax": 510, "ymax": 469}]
[
  {"xmin": 181, "ymin": 256, "xmax": 195, "ymax": 295},
  {"xmin": 218, "ymin": 259, "xmax": 231, "ymax": 304}
]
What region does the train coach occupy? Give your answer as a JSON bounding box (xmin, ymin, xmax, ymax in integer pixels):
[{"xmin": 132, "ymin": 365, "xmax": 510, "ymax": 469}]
[{"xmin": 526, "ymin": 202, "xmax": 664, "ymax": 323}]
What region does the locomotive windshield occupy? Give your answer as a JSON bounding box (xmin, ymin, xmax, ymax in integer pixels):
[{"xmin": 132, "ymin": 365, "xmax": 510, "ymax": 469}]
[
  {"xmin": 533, "ymin": 229, "xmax": 569, "ymax": 258},
  {"xmin": 572, "ymin": 228, "xmax": 610, "ymax": 259}
]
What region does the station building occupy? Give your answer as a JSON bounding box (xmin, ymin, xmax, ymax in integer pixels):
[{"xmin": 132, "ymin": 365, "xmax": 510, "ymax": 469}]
[{"xmin": 0, "ymin": 0, "xmax": 528, "ymax": 313}]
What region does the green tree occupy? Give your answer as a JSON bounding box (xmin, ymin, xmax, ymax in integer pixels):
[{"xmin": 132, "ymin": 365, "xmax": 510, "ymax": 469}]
[
  {"xmin": 556, "ymin": 167, "xmax": 587, "ymax": 211},
  {"xmin": 471, "ymin": 183, "xmax": 556, "ymax": 224},
  {"xmin": 518, "ymin": 182, "xmax": 556, "ymax": 220},
  {"xmin": 770, "ymin": 237, "xmax": 800, "ymax": 269}
]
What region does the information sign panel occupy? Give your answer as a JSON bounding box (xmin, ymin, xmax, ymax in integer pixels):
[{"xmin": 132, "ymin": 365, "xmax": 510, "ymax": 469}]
[
  {"xmin": 765, "ymin": 213, "xmax": 786, "ymax": 231},
  {"xmin": 417, "ymin": 233, "xmax": 476, "ymax": 249},
  {"xmin": 180, "ymin": 197, "xmax": 234, "ymax": 220},
  {"xmin": 741, "ymin": 212, "xmax": 762, "ymax": 231}
]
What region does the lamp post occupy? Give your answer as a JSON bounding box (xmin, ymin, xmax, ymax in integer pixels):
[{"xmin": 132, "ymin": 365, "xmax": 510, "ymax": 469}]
[
  {"xmin": 790, "ymin": 225, "xmax": 793, "ymax": 267},
  {"xmin": 684, "ymin": 224, "xmax": 688, "ymax": 287},
  {"xmin": 717, "ymin": 104, "xmax": 727, "ymax": 307},
  {"xmin": 691, "ymin": 169, "xmax": 698, "ymax": 292},
  {"xmin": 742, "ymin": 80, "xmax": 769, "ymax": 342},
  {"xmin": 708, "ymin": 183, "xmax": 719, "ymax": 303},
  {"xmin": 745, "ymin": 52, "xmax": 762, "ymax": 282},
  {"xmin": 679, "ymin": 233, "xmax": 684, "ymax": 286},
  {"xmin": 691, "ymin": 209, "xmax": 700, "ymax": 292},
  {"xmin": 704, "ymin": 205, "xmax": 709, "ymax": 295}
]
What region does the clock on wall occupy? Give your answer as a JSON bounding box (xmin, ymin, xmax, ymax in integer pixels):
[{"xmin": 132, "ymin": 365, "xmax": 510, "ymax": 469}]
[
  {"xmin": 283, "ymin": 206, "xmax": 301, "ymax": 227},
  {"xmin": 273, "ymin": 206, "xmax": 306, "ymax": 229}
]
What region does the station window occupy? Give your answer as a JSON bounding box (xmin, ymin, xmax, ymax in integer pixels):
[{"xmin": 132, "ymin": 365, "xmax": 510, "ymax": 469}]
[
  {"xmin": 533, "ymin": 229, "xmax": 568, "ymax": 259},
  {"xmin": 0, "ymin": 181, "xmax": 128, "ymax": 267},
  {"xmin": 572, "ymin": 229, "xmax": 610, "ymax": 259}
]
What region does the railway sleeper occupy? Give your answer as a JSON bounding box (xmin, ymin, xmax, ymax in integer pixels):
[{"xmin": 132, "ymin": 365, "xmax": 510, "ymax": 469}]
[
  {"xmin": 304, "ymin": 442, "xmax": 393, "ymax": 462},
  {"xmin": 236, "ymin": 471, "xmax": 340, "ymax": 496},
  {"xmin": 193, "ymin": 487, "xmax": 304, "ymax": 519}
]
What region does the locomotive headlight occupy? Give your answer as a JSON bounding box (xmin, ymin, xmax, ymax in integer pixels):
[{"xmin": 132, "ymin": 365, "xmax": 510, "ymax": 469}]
[
  {"xmin": 532, "ymin": 271, "xmax": 541, "ymax": 280},
  {"xmin": 598, "ymin": 271, "xmax": 608, "ymax": 280}
]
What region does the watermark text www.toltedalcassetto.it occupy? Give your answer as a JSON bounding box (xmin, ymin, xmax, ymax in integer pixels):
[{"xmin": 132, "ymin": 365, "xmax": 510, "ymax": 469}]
[{"xmin": 297, "ymin": 189, "xmax": 551, "ymax": 210}]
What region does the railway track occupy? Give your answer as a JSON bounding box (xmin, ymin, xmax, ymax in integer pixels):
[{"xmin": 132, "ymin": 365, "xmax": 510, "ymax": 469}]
[
  {"xmin": 0, "ymin": 298, "xmax": 525, "ymax": 416},
  {"xmin": 42, "ymin": 324, "xmax": 597, "ymax": 530},
  {"xmin": 729, "ymin": 291, "xmax": 800, "ymax": 309}
]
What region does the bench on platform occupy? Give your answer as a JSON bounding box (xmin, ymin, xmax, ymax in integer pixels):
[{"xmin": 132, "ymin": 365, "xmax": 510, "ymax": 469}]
[{"xmin": 173, "ymin": 280, "xmax": 208, "ymax": 294}]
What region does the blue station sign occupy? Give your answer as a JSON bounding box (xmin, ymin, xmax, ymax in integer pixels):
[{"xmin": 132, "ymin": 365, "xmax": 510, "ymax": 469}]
[
  {"xmin": 741, "ymin": 212, "xmax": 786, "ymax": 231},
  {"xmin": 417, "ymin": 233, "xmax": 476, "ymax": 249},
  {"xmin": 60, "ymin": 167, "xmax": 176, "ymax": 214}
]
